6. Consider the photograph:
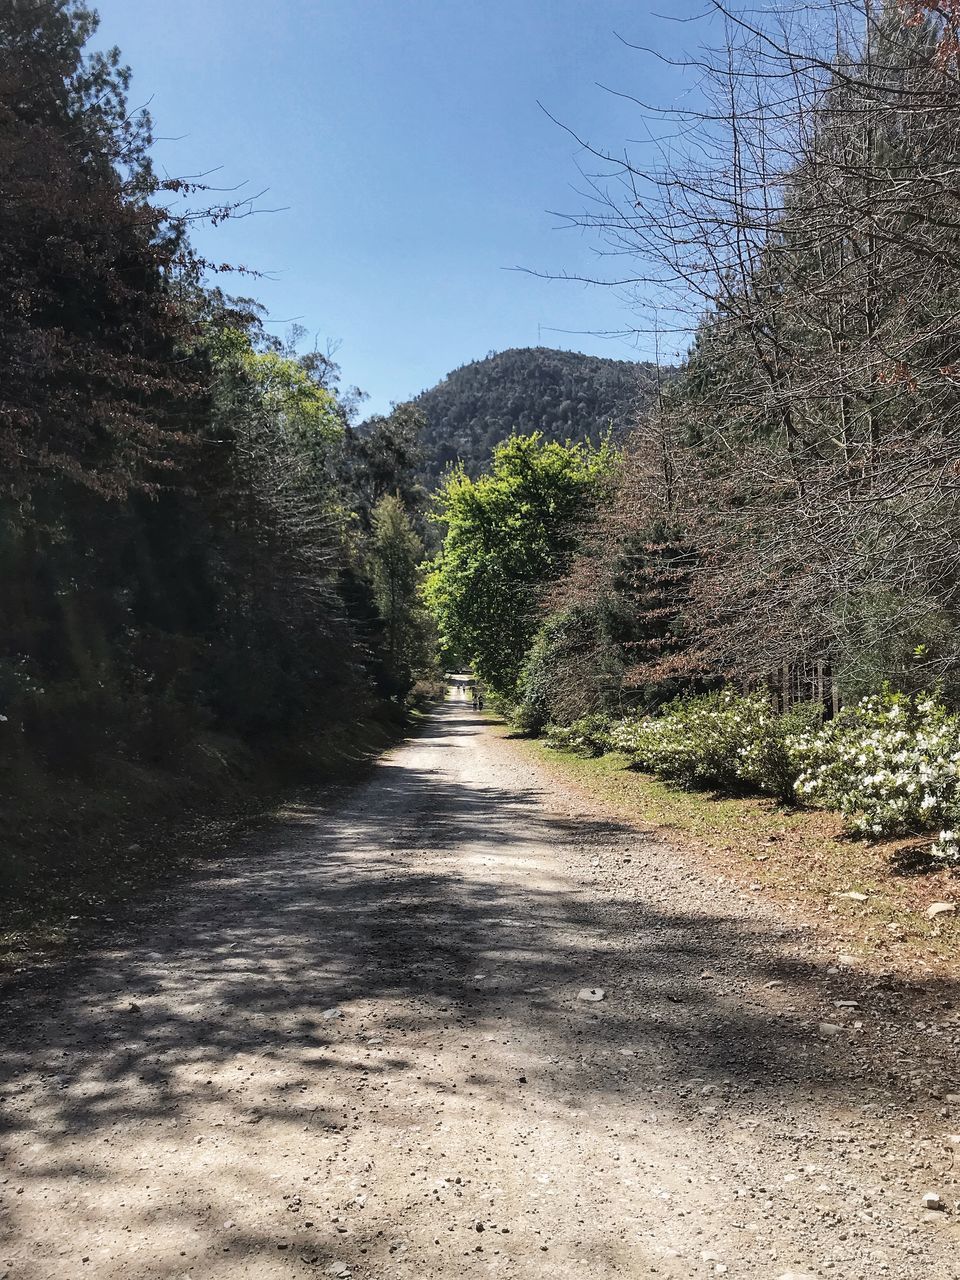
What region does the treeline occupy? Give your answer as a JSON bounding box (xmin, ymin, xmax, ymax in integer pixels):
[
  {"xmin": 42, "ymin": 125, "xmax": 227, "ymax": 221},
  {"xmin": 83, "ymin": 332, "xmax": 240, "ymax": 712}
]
[
  {"xmin": 412, "ymin": 347, "xmax": 662, "ymax": 481},
  {"xmin": 427, "ymin": 1, "xmax": 960, "ymax": 857},
  {"xmin": 432, "ymin": 0, "xmax": 960, "ymax": 716},
  {"xmin": 1, "ymin": 2, "xmax": 436, "ymax": 903},
  {"xmin": 593, "ymin": 0, "xmax": 960, "ymax": 700}
]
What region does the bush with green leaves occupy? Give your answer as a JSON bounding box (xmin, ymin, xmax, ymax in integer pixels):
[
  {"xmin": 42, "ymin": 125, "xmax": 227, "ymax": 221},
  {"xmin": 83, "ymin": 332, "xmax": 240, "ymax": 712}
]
[
  {"xmin": 608, "ymin": 689, "xmax": 818, "ymax": 799},
  {"xmin": 542, "ymin": 714, "xmax": 614, "ymax": 757},
  {"xmin": 791, "ymin": 691, "xmax": 960, "ymax": 851},
  {"xmin": 539, "ymin": 682, "xmax": 960, "ymax": 864},
  {"xmin": 515, "ymin": 605, "xmax": 625, "ymax": 737}
]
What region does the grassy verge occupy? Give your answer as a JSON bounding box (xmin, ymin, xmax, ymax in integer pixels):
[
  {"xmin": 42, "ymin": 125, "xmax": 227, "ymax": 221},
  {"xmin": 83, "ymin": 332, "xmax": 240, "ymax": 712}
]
[
  {"xmin": 0, "ymin": 705, "xmax": 421, "ymax": 978},
  {"xmin": 504, "ymin": 730, "xmax": 960, "ymax": 975}
]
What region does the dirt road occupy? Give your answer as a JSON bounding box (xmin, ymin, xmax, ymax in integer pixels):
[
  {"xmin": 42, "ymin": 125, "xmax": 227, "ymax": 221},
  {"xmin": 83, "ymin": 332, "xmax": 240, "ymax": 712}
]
[{"xmin": 3, "ymin": 700, "xmax": 960, "ymax": 1278}]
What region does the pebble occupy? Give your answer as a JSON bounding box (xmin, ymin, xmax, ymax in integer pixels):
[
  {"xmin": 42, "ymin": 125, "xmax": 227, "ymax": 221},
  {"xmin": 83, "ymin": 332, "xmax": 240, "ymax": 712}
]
[
  {"xmin": 578, "ymin": 988, "xmax": 605, "ymax": 1002},
  {"xmin": 922, "ymin": 1191, "xmax": 944, "ymax": 1211}
]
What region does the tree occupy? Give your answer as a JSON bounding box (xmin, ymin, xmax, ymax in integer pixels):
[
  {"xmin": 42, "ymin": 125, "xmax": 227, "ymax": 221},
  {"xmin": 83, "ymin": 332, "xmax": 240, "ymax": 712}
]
[
  {"xmin": 339, "ymin": 403, "xmax": 426, "ymax": 531},
  {"xmin": 0, "ymin": 4, "xmax": 430, "ymax": 904},
  {"xmin": 425, "ymin": 434, "xmax": 611, "ymax": 698},
  {"xmin": 551, "ymin": 0, "xmax": 960, "ymax": 699},
  {"xmin": 367, "ymin": 496, "xmax": 434, "ymax": 696}
]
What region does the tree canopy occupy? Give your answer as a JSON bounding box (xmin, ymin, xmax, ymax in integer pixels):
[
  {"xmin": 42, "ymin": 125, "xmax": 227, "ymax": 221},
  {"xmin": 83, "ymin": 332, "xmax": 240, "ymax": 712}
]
[
  {"xmin": 425, "ymin": 433, "xmax": 612, "ymax": 696},
  {"xmin": 0, "ymin": 1, "xmax": 439, "ymax": 904}
]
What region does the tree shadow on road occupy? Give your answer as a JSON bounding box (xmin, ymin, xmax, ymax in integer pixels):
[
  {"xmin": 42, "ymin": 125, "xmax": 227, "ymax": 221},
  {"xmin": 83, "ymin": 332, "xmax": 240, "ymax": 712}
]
[{"xmin": 1, "ymin": 711, "xmax": 957, "ymax": 1275}]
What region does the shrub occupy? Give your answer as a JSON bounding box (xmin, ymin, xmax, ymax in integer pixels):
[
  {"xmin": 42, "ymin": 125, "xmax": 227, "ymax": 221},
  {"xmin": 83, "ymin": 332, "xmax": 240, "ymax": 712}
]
[
  {"xmin": 609, "ymin": 689, "xmax": 816, "ymax": 799},
  {"xmin": 408, "ymin": 677, "xmax": 447, "ymax": 708},
  {"xmin": 515, "ymin": 605, "xmax": 625, "ymax": 736},
  {"xmin": 543, "ymin": 714, "xmax": 615, "ymax": 757},
  {"xmin": 792, "ymin": 690, "xmax": 960, "ymax": 845},
  {"xmin": 932, "ymin": 829, "xmax": 960, "ymax": 864},
  {"xmin": 541, "ymin": 682, "xmax": 960, "ymax": 864},
  {"xmin": 740, "ymin": 700, "xmax": 824, "ymax": 802}
]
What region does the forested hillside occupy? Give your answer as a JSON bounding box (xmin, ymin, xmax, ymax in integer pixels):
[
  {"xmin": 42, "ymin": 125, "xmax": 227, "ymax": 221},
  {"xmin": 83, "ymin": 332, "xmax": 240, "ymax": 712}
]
[{"xmin": 412, "ymin": 347, "xmax": 662, "ymax": 480}]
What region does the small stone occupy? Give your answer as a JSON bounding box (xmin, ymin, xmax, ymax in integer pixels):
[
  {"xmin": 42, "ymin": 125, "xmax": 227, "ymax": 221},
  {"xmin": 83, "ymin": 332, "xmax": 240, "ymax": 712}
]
[
  {"xmin": 837, "ymin": 954, "xmax": 858, "ymax": 967},
  {"xmin": 927, "ymin": 902, "xmax": 956, "ymax": 919},
  {"xmin": 321, "ymin": 1007, "xmax": 344, "ymax": 1020},
  {"xmin": 818, "ymin": 1022, "xmax": 843, "ymax": 1036},
  {"xmin": 578, "ymin": 988, "xmax": 605, "ymax": 1002},
  {"xmin": 834, "ymin": 891, "xmax": 869, "ymax": 902},
  {"xmin": 922, "ymin": 1191, "xmax": 944, "ymax": 1211}
]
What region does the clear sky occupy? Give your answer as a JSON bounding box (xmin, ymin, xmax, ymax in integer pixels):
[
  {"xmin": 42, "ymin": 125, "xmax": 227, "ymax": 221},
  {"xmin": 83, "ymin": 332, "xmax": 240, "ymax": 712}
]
[{"xmin": 93, "ymin": 0, "xmax": 704, "ymax": 415}]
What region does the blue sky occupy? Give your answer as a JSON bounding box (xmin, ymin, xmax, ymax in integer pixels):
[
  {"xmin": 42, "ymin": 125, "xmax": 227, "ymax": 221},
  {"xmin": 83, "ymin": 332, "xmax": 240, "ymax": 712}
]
[{"xmin": 94, "ymin": 0, "xmax": 703, "ymax": 415}]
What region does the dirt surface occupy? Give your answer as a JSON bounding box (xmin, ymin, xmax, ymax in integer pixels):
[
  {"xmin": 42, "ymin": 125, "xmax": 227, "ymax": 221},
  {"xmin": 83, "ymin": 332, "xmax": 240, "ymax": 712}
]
[{"xmin": 3, "ymin": 699, "xmax": 960, "ymax": 1279}]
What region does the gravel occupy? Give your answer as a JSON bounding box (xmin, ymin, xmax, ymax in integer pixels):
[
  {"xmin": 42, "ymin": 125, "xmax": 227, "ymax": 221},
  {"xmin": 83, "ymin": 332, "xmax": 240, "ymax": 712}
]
[{"xmin": 1, "ymin": 698, "xmax": 959, "ymax": 1277}]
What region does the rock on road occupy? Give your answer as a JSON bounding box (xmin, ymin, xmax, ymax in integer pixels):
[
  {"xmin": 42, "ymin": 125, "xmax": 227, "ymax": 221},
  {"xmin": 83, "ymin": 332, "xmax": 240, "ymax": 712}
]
[{"xmin": 2, "ymin": 700, "xmax": 960, "ymax": 1278}]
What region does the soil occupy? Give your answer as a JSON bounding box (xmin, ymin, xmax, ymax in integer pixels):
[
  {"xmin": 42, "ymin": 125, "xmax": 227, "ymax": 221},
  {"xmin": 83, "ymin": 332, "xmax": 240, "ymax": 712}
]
[{"xmin": 2, "ymin": 698, "xmax": 960, "ymax": 1278}]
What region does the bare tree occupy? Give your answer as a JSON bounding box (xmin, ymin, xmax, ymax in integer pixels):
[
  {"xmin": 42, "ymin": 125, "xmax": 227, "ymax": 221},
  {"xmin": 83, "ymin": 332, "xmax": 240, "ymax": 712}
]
[{"xmin": 552, "ymin": 1, "xmax": 960, "ymax": 696}]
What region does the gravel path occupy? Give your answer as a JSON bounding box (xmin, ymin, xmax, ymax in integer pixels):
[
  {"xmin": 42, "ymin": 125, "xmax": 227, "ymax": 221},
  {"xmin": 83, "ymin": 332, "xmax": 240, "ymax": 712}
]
[{"xmin": 2, "ymin": 699, "xmax": 960, "ymax": 1278}]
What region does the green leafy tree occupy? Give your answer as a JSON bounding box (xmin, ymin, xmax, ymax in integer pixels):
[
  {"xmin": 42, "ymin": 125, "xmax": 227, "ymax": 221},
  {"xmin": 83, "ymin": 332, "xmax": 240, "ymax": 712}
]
[
  {"xmin": 367, "ymin": 495, "xmax": 434, "ymax": 696},
  {"xmin": 339, "ymin": 403, "xmax": 426, "ymax": 531},
  {"xmin": 425, "ymin": 433, "xmax": 611, "ymax": 698}
]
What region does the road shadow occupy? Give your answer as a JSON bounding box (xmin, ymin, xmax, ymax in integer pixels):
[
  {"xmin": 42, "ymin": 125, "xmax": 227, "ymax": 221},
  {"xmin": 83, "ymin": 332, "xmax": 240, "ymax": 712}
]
[{"xmin": 1, "ymin": 702, "xmax": 958, "ymax": 1275}]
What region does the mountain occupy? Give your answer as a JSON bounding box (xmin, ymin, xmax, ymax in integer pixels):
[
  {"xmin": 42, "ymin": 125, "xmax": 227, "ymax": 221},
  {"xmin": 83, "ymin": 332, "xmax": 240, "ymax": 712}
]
[{"xmin": 411, "ymin": 347, "xmax": 663, "ymax": 481}]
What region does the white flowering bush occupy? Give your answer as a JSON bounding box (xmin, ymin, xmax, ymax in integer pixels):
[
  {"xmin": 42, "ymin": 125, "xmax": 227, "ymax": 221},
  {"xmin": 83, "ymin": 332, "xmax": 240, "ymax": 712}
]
[
  {"xmin": 791, "ymin": 691, "xmax": 960, "ymax": 855},
  {"xmin": 609, "ymin": 689, "xmax": 819, "ymax": 799},
  {"xmin": 932, "ymin": 829, "xmax": 960, "ymax": 862},
  {"xmin": 541, "ymin": 683, "xmax": 960, "ymax": 864},
  {"xmin": 543, "ymin": 714, "xmax": 614, "ymax": 757}
]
